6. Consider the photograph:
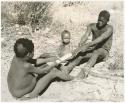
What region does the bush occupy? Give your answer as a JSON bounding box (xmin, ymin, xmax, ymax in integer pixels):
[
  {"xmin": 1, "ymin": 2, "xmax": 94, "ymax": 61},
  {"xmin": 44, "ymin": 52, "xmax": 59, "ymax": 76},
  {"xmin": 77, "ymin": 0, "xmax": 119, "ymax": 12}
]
[{"xmin": 1, "ymin": 2, "xmax": 53, "ymax": 28}]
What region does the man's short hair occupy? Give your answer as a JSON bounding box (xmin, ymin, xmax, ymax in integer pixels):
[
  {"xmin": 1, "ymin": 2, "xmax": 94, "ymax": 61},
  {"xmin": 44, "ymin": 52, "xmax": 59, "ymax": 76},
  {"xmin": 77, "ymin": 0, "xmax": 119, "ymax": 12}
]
[
  {"xmin": 99, "ymin": 10, "xmax": 110, "ymax": 21},
  {"xmin": 61, "ymin": 30, "xmax": 70, "ymax": 38},
  {"xmin": 14, "ymin": 38, "xmax": 34, "ymax": 58}
]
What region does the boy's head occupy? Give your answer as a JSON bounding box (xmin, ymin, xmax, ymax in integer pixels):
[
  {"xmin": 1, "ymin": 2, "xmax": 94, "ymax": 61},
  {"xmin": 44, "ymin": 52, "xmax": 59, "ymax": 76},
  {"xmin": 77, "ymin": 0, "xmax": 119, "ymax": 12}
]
[
  {"xmin": 97, "ymin": 10, "xmax": 110, "ymax": 28},
  {"xmin": 61, "ymin": 30, "xmax": 71, "ymax": 44},
  {"xmin": 14, "ymin": 38, "xmax": 34, "ymax": 59}
]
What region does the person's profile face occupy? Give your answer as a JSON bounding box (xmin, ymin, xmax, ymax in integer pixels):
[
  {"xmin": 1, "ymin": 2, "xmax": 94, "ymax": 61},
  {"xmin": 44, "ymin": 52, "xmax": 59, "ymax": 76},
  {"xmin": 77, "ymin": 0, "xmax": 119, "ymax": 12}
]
[
  {"xmin": 62, "ymin": 33, "xmax": 70, "ymax": 44},
  {"xmin": 97, "ymin": 16, "xmax": 108, "ymax": 28}
]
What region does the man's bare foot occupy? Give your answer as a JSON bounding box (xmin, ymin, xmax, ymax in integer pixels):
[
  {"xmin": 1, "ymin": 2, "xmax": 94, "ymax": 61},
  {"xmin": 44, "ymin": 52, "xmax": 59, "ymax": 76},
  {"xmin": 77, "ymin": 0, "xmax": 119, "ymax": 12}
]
[
  {"xmin": 60, "ymin": 66, "xmax": 69, "ymax": 74},
  {"xmin": 53, "ymin": 68, "xmax": 74, "ymax": 81},
  {"xmin": 76, "ymin": 70, "xmax": 86, "ymax": 79},
  {"xmin": 76, "ymin": 66, "xmax": 91, "ymax": 79}
]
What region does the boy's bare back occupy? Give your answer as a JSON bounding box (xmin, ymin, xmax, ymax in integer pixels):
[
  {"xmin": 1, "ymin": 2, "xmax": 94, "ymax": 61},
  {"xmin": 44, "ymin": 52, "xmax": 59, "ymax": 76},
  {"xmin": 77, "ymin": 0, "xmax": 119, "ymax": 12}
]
[{"xmin": 7, "ymin": 56, "xmax": 36, "ymax": 98}]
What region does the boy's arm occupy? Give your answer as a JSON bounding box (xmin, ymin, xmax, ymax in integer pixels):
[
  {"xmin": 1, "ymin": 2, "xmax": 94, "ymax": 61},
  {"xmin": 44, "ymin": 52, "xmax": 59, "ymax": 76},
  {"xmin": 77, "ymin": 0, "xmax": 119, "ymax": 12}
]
[
  {"xmin": 28, "ymin": 53, "xmax": 73, "ymax": 74},
  {"xmin": 36, "ymin": 57, "xmax": 57, "ymax": 65},
  {"xmin": 28, "ymin": 57, "xmax": 57, "ymax": 66},
  {"xmin": 38, "ymin": 53, "xmax": 53, "ymax": 58},
  {"xmin": 87, "ymin": 26, "xmax": 113, "ymax": 47},
  {"xmin": 28, "ymin": 62, "xmax": 57, "ymax": 74},
  {"xmin": 79, "ymin": 24, "xmax": 92, "ymax": 46},
  {"xmin": 28, "ymin": 53, "xmax": 74, "ymax": 74}
]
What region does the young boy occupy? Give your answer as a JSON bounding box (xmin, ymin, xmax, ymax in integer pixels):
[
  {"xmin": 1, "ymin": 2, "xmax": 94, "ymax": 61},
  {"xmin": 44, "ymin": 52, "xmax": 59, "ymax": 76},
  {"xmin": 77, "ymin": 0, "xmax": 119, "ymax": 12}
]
[
  {"xmin": 7, "ymin": 38, "xmax": 73, "ymax": 99},
  {"xmin": 57, "ymin": 30, "xmax": 73, "ymax": 57},
  {"xmin": 56, "ymin": 30, "xmax": 75, "ymax": 73},
  {"xmin": 61, "ymin": 10, "xmax": 113, "ymax": 78}
]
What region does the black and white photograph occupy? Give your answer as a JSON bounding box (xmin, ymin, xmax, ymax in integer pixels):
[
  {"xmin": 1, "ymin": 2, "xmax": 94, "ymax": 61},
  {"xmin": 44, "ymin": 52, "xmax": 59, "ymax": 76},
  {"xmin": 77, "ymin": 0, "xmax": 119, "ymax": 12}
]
[{"xmin": 1, "ymin": 0, "xmax": 124, "ymax": 102}]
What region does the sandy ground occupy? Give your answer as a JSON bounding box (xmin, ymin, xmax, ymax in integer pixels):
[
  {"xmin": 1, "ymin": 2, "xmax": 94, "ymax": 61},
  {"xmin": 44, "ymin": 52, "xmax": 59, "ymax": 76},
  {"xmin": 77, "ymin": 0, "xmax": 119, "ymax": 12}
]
[{"xmin": 1, "ymin": 1, "xmax": 124, "ymax": 102}]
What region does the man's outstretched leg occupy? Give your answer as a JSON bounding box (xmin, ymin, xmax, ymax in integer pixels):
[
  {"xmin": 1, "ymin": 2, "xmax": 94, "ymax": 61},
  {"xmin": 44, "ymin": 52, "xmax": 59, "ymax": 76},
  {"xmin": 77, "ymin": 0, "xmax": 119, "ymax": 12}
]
[{"xmin": 25, "ymin": 68, "xmax": 74, "ymax": 98}]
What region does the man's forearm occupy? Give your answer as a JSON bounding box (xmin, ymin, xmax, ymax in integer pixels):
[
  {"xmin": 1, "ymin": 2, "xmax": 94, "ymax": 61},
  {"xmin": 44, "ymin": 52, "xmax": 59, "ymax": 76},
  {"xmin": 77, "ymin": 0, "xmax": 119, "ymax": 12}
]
[
  {"xmin": 79, "ymin": 33, "xmax": 90, "ymax": 47},
  {"xmin": 88, "ymin": 35, "xmax": 108, "ymax": 47},
  {"xmin": 79, "ymin": 25, "xmax": 92, "ymax": 46}
]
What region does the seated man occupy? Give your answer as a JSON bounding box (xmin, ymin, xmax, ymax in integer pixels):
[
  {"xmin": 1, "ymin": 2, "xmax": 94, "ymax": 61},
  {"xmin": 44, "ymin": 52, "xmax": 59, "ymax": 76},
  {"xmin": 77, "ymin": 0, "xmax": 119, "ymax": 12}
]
[
  {"xmin": 61, "ymin": 10, "xmax": 113, "ymax": 78},
  {"xmin": 7, "ymin": 38, "xmax": 73, "ymax": 99}
]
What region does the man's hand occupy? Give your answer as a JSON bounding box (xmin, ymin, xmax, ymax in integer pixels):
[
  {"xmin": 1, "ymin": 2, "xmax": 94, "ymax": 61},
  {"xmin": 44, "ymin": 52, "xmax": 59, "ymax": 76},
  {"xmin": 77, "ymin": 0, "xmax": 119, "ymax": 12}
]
[
  {"xmin": 72, "ymin": 44, "xmax": 89, "ymax": 57},
  {"xmin": 80, "ymin": 44, "xmax": 90, "ymax": 52},
  {"xmin": 86, "ymin": 46, "xmax": 95, "ymax": 51},
  {"xmin": 83, "ymin": 65, "xmax": 91, "ymax": 78}
]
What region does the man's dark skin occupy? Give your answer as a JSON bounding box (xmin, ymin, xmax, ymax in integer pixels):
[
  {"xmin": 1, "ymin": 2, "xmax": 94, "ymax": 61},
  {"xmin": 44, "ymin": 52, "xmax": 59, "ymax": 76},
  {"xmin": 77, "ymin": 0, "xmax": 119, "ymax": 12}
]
[{"xmin": 61, "ymin": 10, "xmax": 113, "ymax": 78}]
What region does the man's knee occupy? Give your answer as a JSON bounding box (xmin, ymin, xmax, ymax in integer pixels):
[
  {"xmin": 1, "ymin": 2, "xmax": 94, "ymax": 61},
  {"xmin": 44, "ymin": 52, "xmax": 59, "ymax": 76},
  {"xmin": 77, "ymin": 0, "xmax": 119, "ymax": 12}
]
[
  {"xmin": 84, "ymin": 53, "xmax": 92, "ymax": 58},
  {"xmin": 78, "ymin": 55, "xmax": 84, "ymax": 60},
  {"xmin": 97, "ymin": 48, "xmax": 109, "ymax": 61},
  {"xmin": 92, "ymin": 50, "xmax": 100, "ymax": 57}
]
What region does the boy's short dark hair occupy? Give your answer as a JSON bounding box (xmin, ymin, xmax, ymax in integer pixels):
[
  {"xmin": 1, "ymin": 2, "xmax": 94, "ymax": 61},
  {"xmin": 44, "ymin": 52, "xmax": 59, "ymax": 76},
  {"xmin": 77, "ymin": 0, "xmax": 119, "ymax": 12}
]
[
  {"xmin": 14, "ymin": 38, "xmax": 34, "ymax": 58},
  {"xmin": 61, "ymin": 30, "xmax": 70, "ymax": 38}
]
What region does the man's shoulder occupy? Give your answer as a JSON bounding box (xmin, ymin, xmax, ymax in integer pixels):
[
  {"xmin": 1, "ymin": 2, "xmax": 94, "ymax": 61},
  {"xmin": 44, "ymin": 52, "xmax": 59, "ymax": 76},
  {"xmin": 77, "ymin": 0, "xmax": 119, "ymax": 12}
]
[{"xmin": 107, "ymin": 24, "xmax": 113, "ymax": 30}]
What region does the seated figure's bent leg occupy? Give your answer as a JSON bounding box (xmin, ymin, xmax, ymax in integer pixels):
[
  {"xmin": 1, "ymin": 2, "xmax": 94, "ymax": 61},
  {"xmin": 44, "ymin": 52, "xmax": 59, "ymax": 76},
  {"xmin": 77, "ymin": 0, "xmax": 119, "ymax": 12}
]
[
  {"xmin": 87, "ymin": 50, "xmax": 99, "ymax": 67},
  {"xmin": 27, "ymin": 70, "xmax": 56, "ymax": 98},
  {"xmin": 78, "ymin": 53, "xmax": 92, "ymax": 65},
  {"xmin": 27, "ymin": 68, "xmax": 73, "ymax": 98},
  {"xmin": 87, "ymin": 48, "xmax": 108, "ymax": 67},
  {"xmin": 76, "ymin": 50, "xmax": 99, "ymax": 79},
  {"xmin": 77, "ymin": 48, "xmax": 108, "ymax": 79}
]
